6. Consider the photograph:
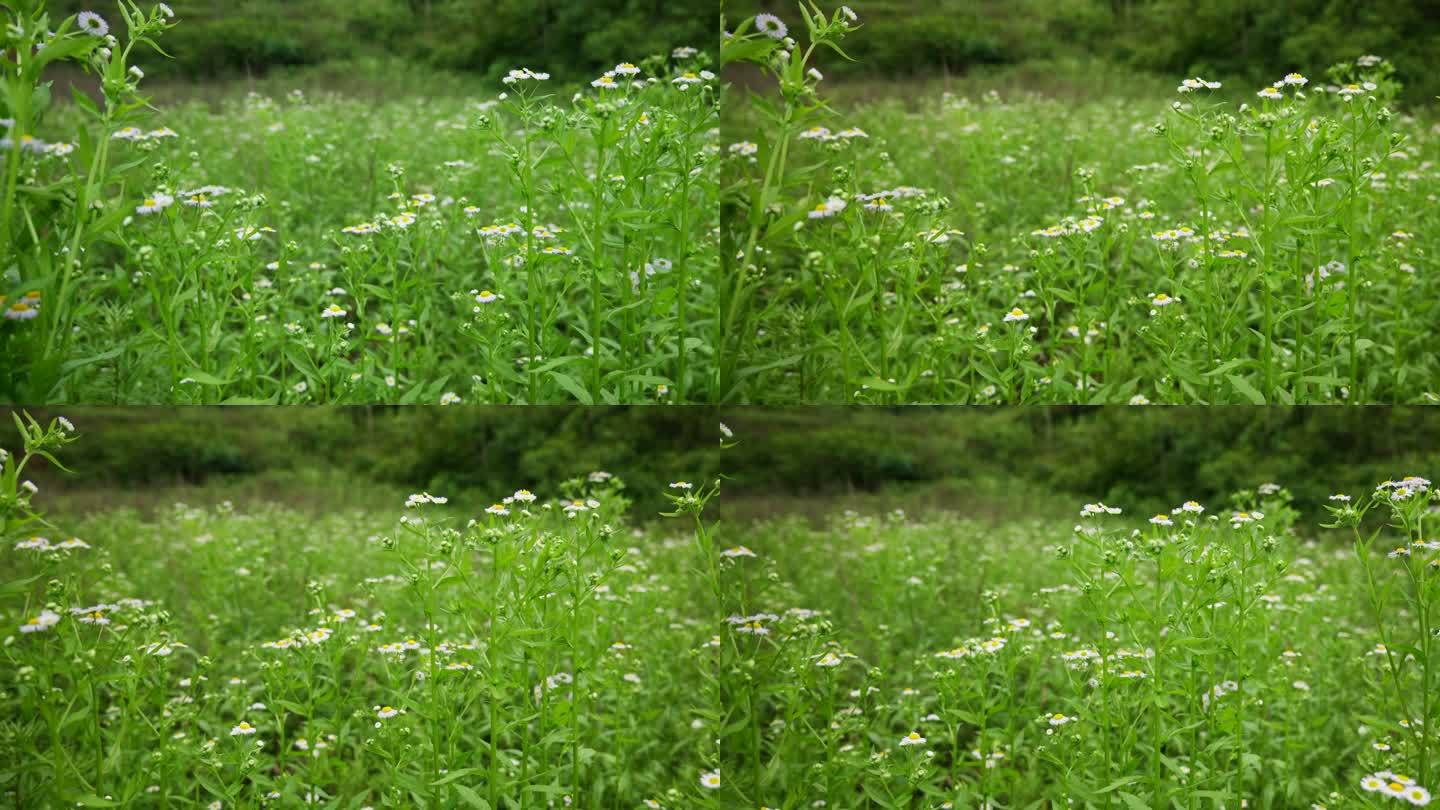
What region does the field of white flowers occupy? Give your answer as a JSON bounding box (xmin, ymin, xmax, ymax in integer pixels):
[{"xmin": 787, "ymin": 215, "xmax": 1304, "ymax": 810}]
[
  {"xmin": 716, "ymin": 478, "xmax": 1440, "ymax": 809},
  {"xmin": 2, "ymin": 414, "xmax": 727, "ymax": 808},
  {"xmin": 722, "ymin": 5, "xmax": 1438, "ymax": 405},
  {"xmin": 7, "ymin": 412, "xmax": 1440, "ymax": 808},
  {"xmin": 2, "ymin": 2, "xmax": 718, "ymax": 404}
]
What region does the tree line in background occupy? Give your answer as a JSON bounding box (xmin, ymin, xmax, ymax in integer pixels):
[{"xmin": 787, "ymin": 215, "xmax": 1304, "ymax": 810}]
[
  {"xmin": 42, "ymin": 2, "xmax": 1440, "ymax": 102},
  {"xmin": 740, "ymin": 0, "xmax": 1440, "ymax": 103},
  {"xmin": 7, "ymin": 407, "xmax": 1438, "ymax": 521},
  {"xmin": 47, "ymin": 0, "xmax": 714, "ymax": 84}
]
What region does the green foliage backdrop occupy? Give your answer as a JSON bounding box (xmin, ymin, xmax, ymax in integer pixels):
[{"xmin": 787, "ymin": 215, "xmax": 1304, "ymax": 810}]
[
  {"xmin": 737, "ymin": 0, "xmax": 1440, "ymax": 103},
  {"xmin": 45, "ymin": 2, "xmax": 1440, "ymax": 101},
  {"xmin": 6, "ymin": 407, "xmax": 1438, "ymax": 522},
  {"xmin": 48, "ymin": 0, "xmax": 714, "ymax": 84}
]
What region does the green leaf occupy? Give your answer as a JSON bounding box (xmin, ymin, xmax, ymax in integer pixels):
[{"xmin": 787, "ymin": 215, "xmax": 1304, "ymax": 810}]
[
  {"xmin": 274, "ymin": 699, "xmax": 309, "ymax": 717},
  {"xmin": 1227, "ymin": 374, "xmax": 1266, "ymax": 404},
  {"xmin": 284, "ymin": 345, "xmax": 321, "ymax": 381},
  {"xmin": 59, "ymin": 346, "xmax": 124, "ymax": 373},
  {"xmin": 721, "ymin": 37, "xmax": 777, "ymax": 68},
  {"xmin": 431, "ymin": 768, "xmax": 484, "ymax": 787},
  {"xmin": 548, "ymin": 371, "xmax": 594, "ymax": 405},
  {"xmin": 733, "ymin": 354, "xmax": 801, "ymax": 382},
  {"xmin": 1117, "ymin": 792, "xmax": 1151, "ymax": 810},
  {"xmin": 182, "ymin": 369, "xmax": 233, "ymax": 386},
  {"xmin": 1, "ymin": 573, "xmax": 44, "ymax": 598},
  {"xmin": 1093, "ymin": 777, "xmax": 1143, "ymax": 795},
  {"xmin": 67, "ymin": 794, "xmax": 120, "ymax": 807},
  {"xmin": 857, "ymin": 376, "xmax": 905, "ymax": 392},
  {"xmin": 1203, "ymin": 359, "xmax": 1248, "ymax": 377},
  {"xmin": 451, "ymin": 783, "xmax": 492, "ymax": 809},
  {"xmin": 32, "ymin": 36, "xmax": 95, "ymax": 75}
]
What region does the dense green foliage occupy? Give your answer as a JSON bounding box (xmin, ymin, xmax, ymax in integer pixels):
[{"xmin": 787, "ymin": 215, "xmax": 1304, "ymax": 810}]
[
  {"xmin": 9, "ymin": 406, "xmax": 1440, "ymax": 523},
  {"xmin": 3, "ymin": 2, "xmax": 719, "ymax": 404},
  {"xmin": 723, "ymin": 6, "xmax": 1438, "ymax": 405},
  {"xmin": 740, "ymin": 0, "xmax": 1440, "ymax": 105},
  {"xmin": 48, "ymin": 0, "xmax": 714, "ymax": 85},
  {"xmin": 2, "ymin": 415, "xmax": 722, "ymax": 808},
  {"xmin": 7, "ymin": 412, "xmax": 1440, "ymax": 807},
  {"xmin": 716, "ymin": 472, "xmax": 1440, "ymax": 807}
]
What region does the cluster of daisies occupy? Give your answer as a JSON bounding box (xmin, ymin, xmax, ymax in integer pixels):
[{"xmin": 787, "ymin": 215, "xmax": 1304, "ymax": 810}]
[
  {"xmin": 2, "ymin": 290, "xmax": 42, "ymax": 321},
  {"xmin": 133, "ymin": 184, "xmax": 235, "ymax": 216},
  {"xmin": 706, "ymin": 477, "xmax": 1440, "ymax": 806},
  {"xmin": 1361, "ymin": 772, "xmax": 1433, "ymax": 806}
]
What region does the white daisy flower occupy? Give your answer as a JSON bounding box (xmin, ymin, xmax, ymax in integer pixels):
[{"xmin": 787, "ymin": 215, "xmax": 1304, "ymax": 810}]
[
  {"xmin": 77, "ymin": 11, "xmax": 108, "ymax": 37},
  {"xmin": 20, "ymin": 610, "xmax": 61, "ymax": 633},
  {"xmin": 754, "ymin": 13, "xmax": 787, "ymax": 39},
  {"xmin": 136, "ymin": 194, "xmax": 174, "ymax": 215}
]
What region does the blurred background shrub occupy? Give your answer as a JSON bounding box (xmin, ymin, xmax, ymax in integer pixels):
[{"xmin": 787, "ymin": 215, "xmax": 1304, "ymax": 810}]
[
  {"xmin": 6, "ymin": 407, "xmax": 1436, "ymax": 524},
  {"xmin": 733, "ymin": 0, "xmax": 1440, "ymax": 105},
  {"xmin": 46, "ymin": 0, "xmax": 713, "ymax": 87}
]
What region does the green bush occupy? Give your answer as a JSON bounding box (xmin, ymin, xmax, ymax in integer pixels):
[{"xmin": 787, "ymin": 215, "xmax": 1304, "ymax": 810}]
[{"xmin": 6, "ymin": 407, "xmax": 1439, "ymax": 522}]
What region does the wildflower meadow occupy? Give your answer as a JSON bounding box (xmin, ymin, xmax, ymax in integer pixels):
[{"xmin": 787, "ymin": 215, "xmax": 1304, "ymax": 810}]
[
  {"xmin": 722, "ymin": 4, "xmax": 1438, "ymax": 404},
  {"xmin": 2, "ymin": 412, "xmax": 726, "ymax": 807},
  {"xmin": 7, "ymin": 409, "xmax": 1440, "ymax": 808},
  {"xmin": 715, "ymin": 474, "xmax": 1440, "ymax": 809},
  {"xmin": 6, "ymin": 2, "xmax": 1440, "ymax": 809},
  {"xmin": 1, "ymin": 1, "xmax": 718, "ymax": 404}
]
